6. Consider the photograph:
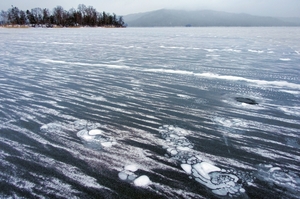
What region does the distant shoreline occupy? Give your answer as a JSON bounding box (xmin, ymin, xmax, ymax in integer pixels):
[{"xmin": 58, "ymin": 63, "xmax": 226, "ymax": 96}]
[{"xmin": 0, "ymin": 25, "xmax": 125, "ymax": 29}]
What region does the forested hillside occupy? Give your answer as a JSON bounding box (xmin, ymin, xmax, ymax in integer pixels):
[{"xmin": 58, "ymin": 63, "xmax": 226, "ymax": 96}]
[
  {"xmin": 0, "ymin": 4, "xmax": 125, "ymax": 27},
  {"xmin": 124, "ymin": 9, "xmax": 299, "ymax": 27}
]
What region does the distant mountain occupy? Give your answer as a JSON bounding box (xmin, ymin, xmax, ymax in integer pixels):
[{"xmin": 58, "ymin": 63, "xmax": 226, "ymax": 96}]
[{"xmin": 124, "ymin": 9, "xmax": 300, "ymax": 27}]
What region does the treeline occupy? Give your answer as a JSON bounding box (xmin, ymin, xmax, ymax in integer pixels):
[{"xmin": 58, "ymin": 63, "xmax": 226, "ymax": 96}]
[{"xmin": 0, "ymin": 4, "xmax": 125, "ymax": 27}]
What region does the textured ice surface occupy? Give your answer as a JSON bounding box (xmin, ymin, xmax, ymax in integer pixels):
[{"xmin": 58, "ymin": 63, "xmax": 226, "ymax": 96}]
[
  {"xmin": 1, "ymin": 28, "xmax": 300, "ymax": 198},
  {"xmin": 159, "ymin": 125, "xmax": 248, "ymax": 196}
]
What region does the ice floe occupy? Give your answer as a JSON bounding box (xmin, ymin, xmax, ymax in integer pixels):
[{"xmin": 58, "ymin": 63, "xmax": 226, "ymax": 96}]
[
  {"xmin": 118, "ymin": 164, "xmax": 151, "ymax": 187},
  {"xmin": 158, "ymin": 125, "xmax": 249, "ymax": 196}
]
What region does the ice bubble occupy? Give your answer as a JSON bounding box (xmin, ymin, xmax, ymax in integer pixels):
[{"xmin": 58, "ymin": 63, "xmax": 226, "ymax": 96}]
[
  {"xmin": 124, "ymin": 164, "xmax": 139, "ymax": 172},
  {"xmin": 88, "ymin": 129, "xmax": 103, "ymax": 135},
  {"xmin": 193, "ymin": 162, "xmax": 221, "ymax": 180},
  {"xmin": 181, "ymin": 164, "xmax": 192, "ymax": 174},
  {"xmin": 118, "ymin": 172, "xmax": 128, "ymax": 181},
  {"xmin": 239, "ymin": 188, "xmax": 245, "ymax": 193},
  {"xmin": 133, "ymin": 175, "xmax": 151, "ymax": 187}
]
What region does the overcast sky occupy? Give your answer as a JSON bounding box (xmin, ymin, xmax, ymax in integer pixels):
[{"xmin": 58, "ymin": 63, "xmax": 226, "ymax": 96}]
[{"xmin": 1, "ymin": 0, "xmax": 300, "ymax": 17}]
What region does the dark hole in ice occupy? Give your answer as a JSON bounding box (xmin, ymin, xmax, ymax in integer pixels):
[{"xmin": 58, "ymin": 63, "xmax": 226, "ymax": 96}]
[{"xmin": 235, "ymin": 97, "xmax": 258, "ymax": 105}]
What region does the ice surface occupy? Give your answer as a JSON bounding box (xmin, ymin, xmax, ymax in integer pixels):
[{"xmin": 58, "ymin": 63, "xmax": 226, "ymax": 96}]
[
  {"xmin": 2, "ymin": 28, "xmax": 300, "ymax": 198},
  {"xmin": 133, "ymin": 175, "xmax": 151, "ymax": 187}
]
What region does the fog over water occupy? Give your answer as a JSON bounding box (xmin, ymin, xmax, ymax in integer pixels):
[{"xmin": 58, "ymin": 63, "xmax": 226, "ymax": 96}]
[
  {"xmin": 0, "ymin": 27, "xmax": 300, "ymax": 198},
  {"xmin": 1, "ymin": 0, "xmax": 300, "ymax": 17}
]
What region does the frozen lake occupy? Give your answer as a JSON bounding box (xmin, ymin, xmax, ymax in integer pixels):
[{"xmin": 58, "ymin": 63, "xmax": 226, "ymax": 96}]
[{"xmin": 0, "ymin": 27, "xmax": 300, "ymax": 198}]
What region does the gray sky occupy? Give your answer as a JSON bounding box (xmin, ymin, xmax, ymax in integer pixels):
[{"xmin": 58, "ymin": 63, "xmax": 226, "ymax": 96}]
[{"xmin": 2, "ymin": 0, "xmax": 300, "ymax": 17}]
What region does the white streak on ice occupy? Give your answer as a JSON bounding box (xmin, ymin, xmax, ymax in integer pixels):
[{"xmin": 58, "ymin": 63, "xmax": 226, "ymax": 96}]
[
  {"xmin": 279, "ymin": 58, "xmax": 291, "ymax": 61},
  {"xmin": 144, "ymin": 69, "xmax": 194, "ymax": 75}
]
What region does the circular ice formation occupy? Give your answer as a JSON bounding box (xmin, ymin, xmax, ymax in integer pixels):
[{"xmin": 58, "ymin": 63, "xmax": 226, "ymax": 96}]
[
  {"xmin": 77, "ymin": 129, "xmax": 116, "ymax": 148},
  {"xmin": 133, "ymin": 175, "xmax": 151, "ymax": 187},
  {"xmin": 118, "ymin": 170, "xmax": 138, "ymax": 181},
  {"xmin": 124, "ymin": 164, "xmax": 139, "ymax": 172},
  {"xmin": 235, "ymin": 97, "xmax": 258, "ymax": 105},
  {"xmin": 159, "ymin": 125, "xmax": 248, "ymax": 196},
  {"xmin": 118, "ymin": 172, "xmax": 128, "ymax": 181}
]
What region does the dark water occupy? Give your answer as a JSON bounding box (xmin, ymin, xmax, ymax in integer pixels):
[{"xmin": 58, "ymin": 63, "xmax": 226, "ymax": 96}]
[{"xmin": 0, "ymin": 27, "xmax": 300, "ymax": 199}]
